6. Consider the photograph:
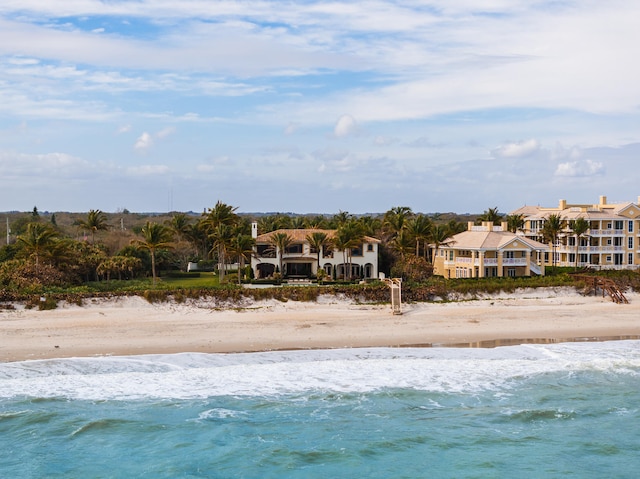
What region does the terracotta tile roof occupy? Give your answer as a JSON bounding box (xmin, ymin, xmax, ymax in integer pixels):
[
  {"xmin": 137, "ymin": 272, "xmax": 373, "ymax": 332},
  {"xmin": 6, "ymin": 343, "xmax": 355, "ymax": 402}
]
[{"xmin": 255, "ymin": 228, "xmax": 380, "ymax": 244}]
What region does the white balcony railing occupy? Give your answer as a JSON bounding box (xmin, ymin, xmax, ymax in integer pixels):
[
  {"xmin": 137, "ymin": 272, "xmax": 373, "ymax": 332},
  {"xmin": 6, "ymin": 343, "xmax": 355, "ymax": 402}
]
[
  {"xmin": 589, "ymin": 229, "xmax": 625, "ymax": 236},
  {"xmin": 445, "ymin": 258, "xmax": 528, "ymax": 267}
]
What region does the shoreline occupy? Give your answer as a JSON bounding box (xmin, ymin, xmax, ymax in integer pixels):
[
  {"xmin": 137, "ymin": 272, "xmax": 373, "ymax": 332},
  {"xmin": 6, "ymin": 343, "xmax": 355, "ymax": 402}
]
[{"xmin": 1, "ymin": 288, "xmax": 639, "ymax": 362}]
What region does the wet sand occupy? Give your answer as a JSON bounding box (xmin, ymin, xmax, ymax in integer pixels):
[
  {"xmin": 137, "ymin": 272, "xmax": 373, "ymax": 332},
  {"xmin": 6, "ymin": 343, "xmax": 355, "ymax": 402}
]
[{"xmin": 1, "ymin": 288, "xmax": 639, "ymax": 362}]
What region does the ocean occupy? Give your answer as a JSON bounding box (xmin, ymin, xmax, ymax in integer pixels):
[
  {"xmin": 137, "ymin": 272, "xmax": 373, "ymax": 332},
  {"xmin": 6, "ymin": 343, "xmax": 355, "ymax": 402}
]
[{"xmin": 1, "ymin": 341, "xmax": 639, "ymax": 478}]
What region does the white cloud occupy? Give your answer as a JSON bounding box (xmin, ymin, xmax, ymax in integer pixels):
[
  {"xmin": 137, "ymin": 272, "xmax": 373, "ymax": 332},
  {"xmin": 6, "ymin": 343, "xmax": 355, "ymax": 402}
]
[
  {"xmin": 133, "ymin": 128, "xmax": 175, "ymax": 152},
  {"xmin": 284, "ymin": 122, "xmax": 299, "ymax": 135},
  {"xmin": 117, "ymin": 124, "xmax": 131, "ymax": 134},
  {"xmin": 492, "ymin": 139, "xmax": 540, "ymax": 159},
  {"xmin": 126, "ymin": 165, "xmax": 170, "ymax": 176},
  {"xmin": 196, "ymin": 156, "xmax": 231, "ymax": 173},
  {"xmin": 134, "ymin": 132, "xmax": 152, "ymax": 152},
  {"xmin": 334, "ymin": 114, "xmax": 358, "ymax": 138},
  {"xmin": 156, "ymin": 126, "xmax": 175, "ymax": 139},
  {"xmin": 554, "ymin": 160, "xmax": 605, "ymax": 177},
  {"xmin": 373, "ymin": 135, "xmax": 396, "ymax": 146},
  {"xmin": 0, "ymin": 151, "xmax": 92, "ymax": 177}
]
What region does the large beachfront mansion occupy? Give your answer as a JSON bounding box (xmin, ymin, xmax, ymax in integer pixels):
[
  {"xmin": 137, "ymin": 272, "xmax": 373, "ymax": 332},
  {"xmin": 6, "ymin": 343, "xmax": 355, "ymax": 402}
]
[
  {"xmin": 433, "ymin": 195, "xmax": 640, "ymax": 279},
  {"xmin": 512, "ymin": 195, "xmax": 640, "ymax": 271},
  {"xmin": 250, "ymin": 224, "xmax": 380, "ymax": 281}
]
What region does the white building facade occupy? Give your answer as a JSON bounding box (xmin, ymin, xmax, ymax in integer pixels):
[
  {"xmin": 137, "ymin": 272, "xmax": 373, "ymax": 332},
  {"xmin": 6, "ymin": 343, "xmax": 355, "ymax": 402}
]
[{"xmin": 251, "ymin": 226, "xmax": 380, "ymax": 280}]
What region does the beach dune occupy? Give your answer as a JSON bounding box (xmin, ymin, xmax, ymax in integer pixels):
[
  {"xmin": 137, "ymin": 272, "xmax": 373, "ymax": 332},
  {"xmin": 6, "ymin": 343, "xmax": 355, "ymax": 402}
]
[{"xmin": 1, "ymin": 288, "xmax": 639, "ymax": 362}]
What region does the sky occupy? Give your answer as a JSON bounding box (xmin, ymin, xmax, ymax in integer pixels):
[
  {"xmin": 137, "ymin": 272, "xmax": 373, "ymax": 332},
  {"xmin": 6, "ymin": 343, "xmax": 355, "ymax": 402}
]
[{"xmin": 1, "ymin": 1, "xmax": 639, "ymax": 215}]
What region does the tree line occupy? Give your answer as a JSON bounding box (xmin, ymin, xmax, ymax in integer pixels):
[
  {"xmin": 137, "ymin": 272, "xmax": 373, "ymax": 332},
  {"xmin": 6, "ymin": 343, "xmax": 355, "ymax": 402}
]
[{"xmin": 1, "ymin": 202, "xmax": 523, "ymax": 290}]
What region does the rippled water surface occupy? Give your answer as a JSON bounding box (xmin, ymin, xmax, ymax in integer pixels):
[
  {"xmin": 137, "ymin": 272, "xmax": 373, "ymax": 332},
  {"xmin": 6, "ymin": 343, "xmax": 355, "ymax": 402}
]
[{"xmin": 1, "ymin": 342, "xmax": 640, "ymax": 478}]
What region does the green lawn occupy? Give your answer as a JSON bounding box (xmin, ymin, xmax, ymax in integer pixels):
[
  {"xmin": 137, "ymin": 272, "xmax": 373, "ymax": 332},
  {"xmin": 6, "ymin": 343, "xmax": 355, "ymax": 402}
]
[{"xmin": 161, "ymin": 273, "xmax": 222, "ymax": 288}]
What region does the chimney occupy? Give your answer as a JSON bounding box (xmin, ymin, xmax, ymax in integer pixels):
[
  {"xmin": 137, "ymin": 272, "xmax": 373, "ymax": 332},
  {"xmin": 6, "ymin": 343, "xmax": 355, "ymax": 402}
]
[
  {"xmin": 251, "ymin": 222, "xmax": 258, "ymax": 239},
  {"xmin": 467, "ymin": 221, "xmax": 474, "ymax": 231},
  {"xmin": 558, "ymin": 199, "xmax": 566, "ymax": 210},
  {"xmin": 599, "ymin": 195, "xmax": 607, "ymax": 206}
]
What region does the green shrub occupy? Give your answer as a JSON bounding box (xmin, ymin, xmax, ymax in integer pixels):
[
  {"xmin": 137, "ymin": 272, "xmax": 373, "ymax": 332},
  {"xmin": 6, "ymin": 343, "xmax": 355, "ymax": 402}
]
[{"xmin": 143, "ymin": 289, "xmax": 170, "ymax": 303}]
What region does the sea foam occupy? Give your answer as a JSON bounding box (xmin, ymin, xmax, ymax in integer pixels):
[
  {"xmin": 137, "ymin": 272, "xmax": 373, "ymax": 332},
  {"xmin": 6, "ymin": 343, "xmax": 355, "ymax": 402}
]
[{"xmin": 1, "ymin": 341, "xmax": 639, "ymax": 400}]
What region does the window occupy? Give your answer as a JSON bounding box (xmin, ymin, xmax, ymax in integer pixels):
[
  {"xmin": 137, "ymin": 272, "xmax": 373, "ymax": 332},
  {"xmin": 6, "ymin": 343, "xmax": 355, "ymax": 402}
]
[
  {"xmin": 629, "ymin": 253, "xmax": 634, "ymax": 265},
  {"xmin": 285, "ymin": 244, "xmax": 303, "ymax": 254},
  {"xmin": 351, "ymin": 245, "xmax": 363, "ymax": 257},
  {"xmin": 367, "ymin": 244, "xmax": 373, "ymax": 252},
  {"xmin": 257, "ymin": 244, "xmax": 275, "ymax": 258},
  {"xmin": 507, "ymin": 268, "xmax": 516, "ymax": 277},
  {"xmin": 629, "ymin": 221, "xmax": 634, "ymax": 233},
  {"xmin": 504, "ymin": 251, "xmax": 515, "ymax": 259},
  {"xmin": 615, "ymin": 220, "xmax": 624, "ymax": 230},
  {"xmin": 629, "ymin": 237, "xmax": 634, "ymax": 250}
]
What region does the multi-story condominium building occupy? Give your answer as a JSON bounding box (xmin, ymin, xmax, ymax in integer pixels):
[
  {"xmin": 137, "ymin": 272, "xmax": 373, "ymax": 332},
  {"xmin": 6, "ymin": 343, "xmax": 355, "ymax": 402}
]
[
  {"xmin": 432, "ymin": 221, "xmax": 549, "ymax": 278},
  {"xmin": 251, "ymin": 224, "xmax": 380, "ymax": 280},
  {"xmin": 510, "ymin": 195, "xmax": 640, "ymax": 270}
]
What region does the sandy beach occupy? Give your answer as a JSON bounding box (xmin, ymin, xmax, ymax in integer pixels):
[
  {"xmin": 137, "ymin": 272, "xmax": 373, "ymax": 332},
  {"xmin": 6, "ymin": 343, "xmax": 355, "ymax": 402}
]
[{"xmin": 1, "ymin": 287, "xmax": 639, "ymax": 362}]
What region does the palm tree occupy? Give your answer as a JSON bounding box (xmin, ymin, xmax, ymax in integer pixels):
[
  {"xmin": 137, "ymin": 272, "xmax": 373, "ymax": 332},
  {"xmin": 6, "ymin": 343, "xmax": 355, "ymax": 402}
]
[
  {"xmin": 186, "ymin": 218, "xmax": 210, "ymax": 259},
  {"xmin": 406, "ymin": 215, "xmax": 432, "ymax": 258},
  {"xmin": 569, "ymin": 217, "xmax": 590, "ymax": 270},
  {"xmin": 268, "ymin": 232, "xmax": 293, "ymax": 277},
  {"xmin": 429, "ymin": 224, "xmax": 453, "ymax": 264},
  {"xmin": 228, "ymin": 234, "xmax": 255, "ymax": 284},
  {"xmin": 542, "ymin": 214, "xmax": 565, "ymax": 271},
  {"xmin": 16, "ymin": 222, "xmax": 58, "ymax": 270},
  {"xmin": 209, "ymin": 223, "xmax": 234, "ymax": 279},
  {"xmin": 166, "ymin": 213, "xmax": 192, "ymax": 242},
  {"xmin": 357, "ymin": 215, "xmax": 382, "ymax": 237},
  {"xmin": 78, "ymin": 209, "xmax": 109, "ymax": 243},
  {"xmin": 290, "ymin": 216, "xmax": 307, "ymax": 229},
  {"xmin": 391, "ymin": 229, "xmax": 414, "ymax": 261},
  {"xmin": 202, "ymin": 201, "xmax": 238, "ymax": 281},
  {"xmin": 478, "ymin": 207, "xmax": 503, "ymax": 226},
  {"xmin": 334, "ymin": 220, "xmax": 364, "ymax": 280},
  {"xmin": 383, "ymin": 206, "xmax": 413, "ymax": 239},
  {"xmin": 306, "ymin": 231, "xmax": 332, "ymax": 273},
  {"xmin": 331, "ymin": 210, "xmax": 352, "ymax": 228},
  {"xmin": 306, "ymin": 215, "xmax": 328, "ymax": 229},
  {"xmin": 132, "ymin": 221, "xmax": 173, "ymax": 284},
  {"xmin": 506, "ymin": 214, "xmax": 525, "ymax": 233}
]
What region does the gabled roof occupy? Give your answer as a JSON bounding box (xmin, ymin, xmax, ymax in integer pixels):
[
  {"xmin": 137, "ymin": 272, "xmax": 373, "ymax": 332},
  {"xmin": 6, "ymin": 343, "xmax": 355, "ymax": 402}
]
[
  {"xmin": 442, "ymin": 230, "xmax": 548, "ymax": 251},
  {"xmin": 511, "ymin": 196, "xmax": 640, "ymax": 221},
  {"xmin": 255, "ymin": 228, "xmax": 381, "ymax": 244},
  {"xmin": 616, "ymin": 203, "xmax": 640, "ymax": 218}
]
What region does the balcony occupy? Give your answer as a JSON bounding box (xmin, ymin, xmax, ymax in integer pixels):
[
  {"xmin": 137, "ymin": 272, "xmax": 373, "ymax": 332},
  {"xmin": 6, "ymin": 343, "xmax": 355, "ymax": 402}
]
[
  {"xmin": 590, "ymin": 229, "xmax": 625, "ymax": 236},
  {"xmin": 445, "ymin": 257, "xmax": 528, "ymax": 267}
]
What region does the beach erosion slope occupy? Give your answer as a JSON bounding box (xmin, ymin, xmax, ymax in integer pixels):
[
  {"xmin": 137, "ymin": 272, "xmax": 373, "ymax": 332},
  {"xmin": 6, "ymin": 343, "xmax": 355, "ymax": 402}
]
[{"xmin": 1, "ymin": 288, "xmax": 639, "ymax": 362}]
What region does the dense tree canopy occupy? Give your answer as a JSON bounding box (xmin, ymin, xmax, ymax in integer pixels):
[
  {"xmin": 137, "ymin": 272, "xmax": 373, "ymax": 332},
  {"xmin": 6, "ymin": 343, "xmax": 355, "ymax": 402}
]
[{"xmin": 0, "ymin": 202, "xmax": 471, "ymax": 289}]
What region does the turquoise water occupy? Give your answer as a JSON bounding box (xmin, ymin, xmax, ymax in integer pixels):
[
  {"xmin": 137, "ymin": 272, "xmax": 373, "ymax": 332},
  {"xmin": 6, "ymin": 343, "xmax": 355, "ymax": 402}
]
[{"xmin": 1, "ymin": 342, "xmax": 640, "ymax": 478}]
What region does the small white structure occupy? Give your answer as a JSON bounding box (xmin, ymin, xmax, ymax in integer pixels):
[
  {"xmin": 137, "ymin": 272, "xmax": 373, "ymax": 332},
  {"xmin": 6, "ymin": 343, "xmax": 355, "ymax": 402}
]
[{"xmin": 383, "ymin": 277, "xmax": 403, "ymax": 315}]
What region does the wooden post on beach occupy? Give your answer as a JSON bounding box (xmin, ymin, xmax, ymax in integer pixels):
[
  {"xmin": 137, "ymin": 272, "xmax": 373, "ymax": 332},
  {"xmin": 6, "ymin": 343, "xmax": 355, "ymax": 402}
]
[{"xmin": 383, "ymin": 278, "xmax": 403, "ymax": 315}]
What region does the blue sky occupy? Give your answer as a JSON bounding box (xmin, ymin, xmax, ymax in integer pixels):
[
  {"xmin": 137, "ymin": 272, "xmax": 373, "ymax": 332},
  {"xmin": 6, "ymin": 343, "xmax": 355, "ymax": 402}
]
[{"xmin": 1, "ymin": 1, "xmax": 639, "ymax": 215}]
